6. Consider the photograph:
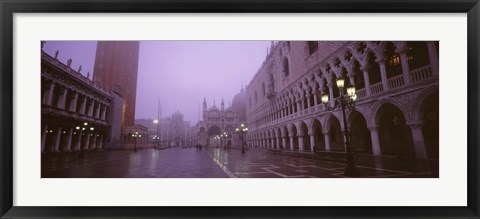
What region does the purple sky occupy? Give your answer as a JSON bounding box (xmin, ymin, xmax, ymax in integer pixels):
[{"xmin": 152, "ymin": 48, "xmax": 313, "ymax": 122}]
[{"xmin": 43, "ymin": 41, "xmax": 270, "ymax": 123}]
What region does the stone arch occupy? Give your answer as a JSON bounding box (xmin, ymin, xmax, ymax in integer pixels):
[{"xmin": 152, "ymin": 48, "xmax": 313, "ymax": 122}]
[
  {"xmin": 382, "ymin": 41, "xmax": 403, "ymax": 79},
  {"xmin": 368, "ymin": 98, "xmax": 409, "ymax": 127},
  {"xmin": 365, "ymin": 51, "xmax": 382, "ymax": 86},
  {"xmin": 348, "ymin": 110, "xmax": 372, "ymax": 154},
  {"xmin": 311, "ymin": 118, "xmax": 325, "ymax": 151},
  {"xmin": 407, "ymin": 41, "xmax": 430, "ymax": 70},
  {"xmin": 415, "ymin": 88, "xmax": 439, "ymax": 159},
  {"xmin": 276, "ymin": 127, "xmax": 282, "ymax": 149},
  {"xmin": 298, "ymin": 121, "xmax": 310, "ymax": 151},
  {"xmin": 207, "ymin": 125, "xmax": 221, "ymax": 137},
  {"xmin": 375, "ymin": 103, "xmax": 415, "ymax": 158},
  {"xmin": 326, "ymin": 115, "xmax": 345, "ymax": 151}
]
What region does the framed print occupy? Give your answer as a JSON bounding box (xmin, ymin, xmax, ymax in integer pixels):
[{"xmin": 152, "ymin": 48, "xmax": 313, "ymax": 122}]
[{"xmin": 1, "ymin": 0, "xmax": 479, "ymax": 218}]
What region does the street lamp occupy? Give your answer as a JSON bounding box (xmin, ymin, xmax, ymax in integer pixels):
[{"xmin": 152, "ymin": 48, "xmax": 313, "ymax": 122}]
[
  {"xmin": 132, "ymin": 131, "xmax": 141, "ymax": 152},
  {"xmin": 321, "ymin": 78, "xmax": 360, "ymax": 177},
  {"xmin": 236, "ymin": 124, "xmax": 248, "ymax": 154},
  {"xmin": 153, "ymin": 119, "xmax": 159, "ymax": 148},
  {"xmin": 215, "ymin": 135, "xmax": 220, "ymax": 148},
  {"xmin": 221, "ymin": 132, "xmax": 228, "ymax": 150}
]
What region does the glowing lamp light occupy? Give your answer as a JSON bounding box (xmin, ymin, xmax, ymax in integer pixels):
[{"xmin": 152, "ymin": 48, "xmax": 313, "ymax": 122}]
[
  {"xmin": 347, "ymin": 86, "xmax": 356, "ymax": 96},
  {"xmin": 351, "ymin": 94, "xmax": 358, "ymax": 101},
  {"xmin": 90, "ymin": 127, "xmax": 94, "ymax": 131},
  {"xmin": 76, "ymin": 126, "xmax": 80, "ymax": 130},
  {"xmin": 84, "ymin": 122, "xmax": 88, "ymax": 126},
  {"xmin": 241, "ymin": 124, "xmax": 244, "ymax": 127},
  {"xmin": 321, "ymin": 94, "xmax": 329, "ymax": 103},
  {"xmin": 336, "ymin": 78, "xmax": 345, "ymax": 88},
  {"xmin": 153, "ymin": 119, "xmax": 159, "ymax": 124}
]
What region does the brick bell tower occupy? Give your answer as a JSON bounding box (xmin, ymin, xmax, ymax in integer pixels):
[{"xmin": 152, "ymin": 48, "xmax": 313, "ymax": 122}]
[{"xmin": 93, "ymin": 41, "xmax": 140, "ymax": 127}]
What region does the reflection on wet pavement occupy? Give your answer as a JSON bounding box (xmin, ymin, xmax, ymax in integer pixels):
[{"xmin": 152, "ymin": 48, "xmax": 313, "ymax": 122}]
[{"xmin": 42, "ymin": 147, "xmax": 437, "ymax": 178}]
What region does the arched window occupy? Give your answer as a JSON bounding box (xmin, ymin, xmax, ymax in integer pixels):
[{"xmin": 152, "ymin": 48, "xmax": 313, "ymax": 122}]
[
  {"xmin": 283, "ymin": 58, "xmax": 290, "ymax": 77},
  {"xmin": 384, "ymin": 42, "xmax": 402, "ymax": 78},
  {"xmin": 407, "ymin": 42, "xmax": 430, "ymax": 70},
  {"xmin": 308, "ymin": 41, "xmax": 318, "ymax": 55}
]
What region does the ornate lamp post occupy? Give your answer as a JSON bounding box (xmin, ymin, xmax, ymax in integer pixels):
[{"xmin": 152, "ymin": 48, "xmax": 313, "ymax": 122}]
[
  {"xmin": 153, "ymin": 119, "xmax": 159, "ymax": 148},
  {"xmin": 215, "ymin": 135, "xmax": 220, "ymax": 148},
  {"xmin": 236, "ymin": 124, "xmax": 248, "ymax": 154},
  {"xmin": 321, "ymin": 78, "xmax": 360, "ymax": 177},
  {"xmin": 132, "ymin": 131, "xmax": 141, "ymax": 152},
  {"xmin": 221, "ymin": 132, "xmax": 228, "ymax": 150}
]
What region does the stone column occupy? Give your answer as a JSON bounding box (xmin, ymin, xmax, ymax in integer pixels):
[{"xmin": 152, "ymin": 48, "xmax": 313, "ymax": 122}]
[
  {"xmin": 75, "ymin": 130, "xmax": 82, "ymax": 151},
  {"xmin": 70, "ymin": 92, "xmax": 78, "ymax": 112},
  {"xmin": 81, "ymin": 96, "xmax": 87, "ymax": 115},
  {"xmin": 89, "ymin": 100, "xmax": 95, "ymax": 117},
  {"xmin": 97, "ymin": 134, "xmax": 103, "ymax": 150},
  {"xmin": 282, "ymin": 136, "xmax": 287, "ymax": 150},
  {"xmin": 84, "ymin": 133, "xmax": 90, "ymax": 151},
  {"xmin": 298, "ymin": 135, "xmax": 304, "ymax": 151},
  {"xmin": 306, "ymin": 93, "xmax": 311, "ymax": 108},
  {"xmin": 57, "ymin": 87, "xmax": 67, "ymax": 109},
  {"xmin": 377, "ymin": 59, "xmax": 389, "ymax": 91},
  {"xmin": 271, "ymin": 137, "xmax": 275, "ymax": 149},
  {"xmin": 95, "ymin": 103, "xmax": 101, "ymax": 119},
  {"xmin": 54, "ymin": 127, "xmax": 62, "ymax": 152},
  {"xmin": 65, "ymin": 128, "xmax": 73, "ymax": 152},
  {"xmin": 41, "ymin": 125, "xmax": 48, "ymax": 153},
  {"xmin": 309, "ymin": 132, "xmax": 315, "ymax": 152},
  {"xmin": 102, "ymin": 106, "xmax": 108, "ymax": 120},
  {"xmin": 409, "ymin": 123, "xmax": 428, "ymax": 159},
  {"xmin": 361, "ymin": 68, "xmax": 372, "ymax": 96},
  {"xmin": 91, "ymin": 134, "xmax": 98, "ymax": 150},
  {"xmin": 369, "ymin": 126, "xmax": 382, "ymax": 156},
  {"xmin": 289, "ymin": 135, "xmax": 294, "ymax": 150},
  {"xmin": 323, "ymin": 131, "xmax": 331, "ymax": 151},
  {"xmin": 296, "ymin": 100, "xmax": 302, "ymax": 114},
  {"xmin": 328, "ymin": 84, "xmax": 335, "ymax": 105},
  {"xmin": 44, "ymin": 82, "xmax": 55, "ymax": 106},
  {"xmin": 398, "ymin": 48, "xmax": 412, "ymax": 85},
  {"xmin": 276, "ymin": 137, "xmax": 281, "ymax": 149},
  {"xmin": 312, "ymin": 91, "xmax": 318, "ymax": 106},
  {"xmin": 426, "ymin": 41, "xmax": 439, "ymax": 75}
]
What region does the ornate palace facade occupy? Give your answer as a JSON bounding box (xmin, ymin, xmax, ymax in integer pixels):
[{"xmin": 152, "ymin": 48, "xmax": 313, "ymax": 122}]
[{"xmin": 245, "ymin": 41, "xmax": 439, "ymax": 160}]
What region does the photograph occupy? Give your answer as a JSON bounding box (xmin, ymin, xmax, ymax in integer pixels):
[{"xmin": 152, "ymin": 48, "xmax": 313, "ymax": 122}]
[{"xmin": 40, "ymin": 40, "xmax": 439, "ymax": 178}]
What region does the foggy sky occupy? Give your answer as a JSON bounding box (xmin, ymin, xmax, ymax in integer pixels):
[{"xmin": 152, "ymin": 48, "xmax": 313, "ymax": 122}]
[{"xmin": 43, "ymin": 41, "xmax": 270, "ymax": 123}]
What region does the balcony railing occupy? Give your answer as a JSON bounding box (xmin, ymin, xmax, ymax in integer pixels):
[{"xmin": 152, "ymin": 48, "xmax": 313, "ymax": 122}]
[
  {"xmin": 411, "ymin": 65, "xmax": 433, "ymax": 82},
  {"xmin": 388, "ymin": 74, "xmax": 405, "ymax": 89},
  {"xmin": 356, "ymin": 88, "xmax": 366, "ymax": 99},
  {"xmin": 370, "ymin": 82, "xmax": 383, "ymax": 95}
]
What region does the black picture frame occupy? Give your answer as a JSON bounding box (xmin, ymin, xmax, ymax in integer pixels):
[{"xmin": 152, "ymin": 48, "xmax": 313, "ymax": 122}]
[{"xmin": 1, "ymin": 0, "xmax": 479, "ymax": 218}]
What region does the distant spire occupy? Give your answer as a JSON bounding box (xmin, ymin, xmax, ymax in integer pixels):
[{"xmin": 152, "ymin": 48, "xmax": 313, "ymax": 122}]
[{"xmin": 221, "ymin": 97, "xmax": 225, "ymax": 110}]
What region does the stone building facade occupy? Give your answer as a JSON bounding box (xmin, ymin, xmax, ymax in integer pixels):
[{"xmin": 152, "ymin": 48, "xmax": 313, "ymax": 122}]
[
  {"xmin": 245, "ymin": 41, "xmax": 439, "ymax": 160},
  {"xmin": 41, "ymin": 49, "xmax": 123, "ymax": 153},
  {"xmin": 197, "ymin": 89, "xmax": 247, "ymax": 148}
]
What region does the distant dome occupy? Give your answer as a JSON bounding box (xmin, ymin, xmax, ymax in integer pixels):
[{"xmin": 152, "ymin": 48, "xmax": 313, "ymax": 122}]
[{"xmin": 232, "ymin": 90, "xmax": 247, "ymax": 122}]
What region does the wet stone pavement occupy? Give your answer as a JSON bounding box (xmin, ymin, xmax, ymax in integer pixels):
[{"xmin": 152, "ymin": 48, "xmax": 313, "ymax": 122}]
[{"xmin": 42, "ymin": 147, "xmax": 435, "ymax": 178}]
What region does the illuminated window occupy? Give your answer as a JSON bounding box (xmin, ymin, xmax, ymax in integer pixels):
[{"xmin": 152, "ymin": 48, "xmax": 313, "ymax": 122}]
[{"xmin": 389, "ymin": 55, "xmax": 401, "ymax": 66}]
